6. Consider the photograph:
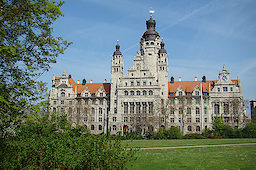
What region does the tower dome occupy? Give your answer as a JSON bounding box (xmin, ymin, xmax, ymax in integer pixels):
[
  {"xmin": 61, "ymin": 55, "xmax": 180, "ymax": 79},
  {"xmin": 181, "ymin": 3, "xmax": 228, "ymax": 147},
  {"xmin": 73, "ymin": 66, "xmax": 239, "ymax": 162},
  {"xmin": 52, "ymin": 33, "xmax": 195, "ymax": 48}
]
[{"xmin": 142, "ymin": 16, "xmax": 159, "ymax": 41}]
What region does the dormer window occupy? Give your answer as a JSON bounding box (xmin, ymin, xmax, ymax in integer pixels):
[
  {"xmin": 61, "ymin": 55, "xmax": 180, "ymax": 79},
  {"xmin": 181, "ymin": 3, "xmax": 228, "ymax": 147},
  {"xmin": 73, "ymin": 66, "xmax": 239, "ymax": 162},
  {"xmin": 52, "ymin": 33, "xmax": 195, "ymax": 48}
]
[
  {"xmin": 179, "ymin": 91, "xmax": 182, "ymax": 96},
  {"xmin": 230, "ymin": 87, "xmax": 233, "ymax": 91},
  {"xmin": 130, "ymin": 91, "xmax": 134, "ymax": 95},
  {"xmin": 195, "ymin": 91, "xmax": 199, "ymax": 96},
  {"xmin": 100, "ymin": 93, "xmax": 103, "ymax": 97},
  {"xmin": 61, "ymin": 92, "xmax": 65, "ymax": 97},
  {"xmin": 223, "ymin": 87, "xmax": 228, "ymax": 92},
  {"xmin": 169, "ymin": 92, "xmax": 174, "ymax": 96},
  {"xmin": 85, "ymin": 93, "xmax": 88, "ymax": 97}
]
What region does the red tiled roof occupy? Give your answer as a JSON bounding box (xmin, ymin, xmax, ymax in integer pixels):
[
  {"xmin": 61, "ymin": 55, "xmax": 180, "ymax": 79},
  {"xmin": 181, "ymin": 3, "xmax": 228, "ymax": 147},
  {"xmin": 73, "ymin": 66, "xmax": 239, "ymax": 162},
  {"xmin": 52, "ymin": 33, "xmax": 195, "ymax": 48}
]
[
  {"xmin": 68, "ymin": 78, "xmax": 111, "ymax": 95},
  {"xmin": 168, "ymin": 80, "xmax": 239, "ymax": 97}
]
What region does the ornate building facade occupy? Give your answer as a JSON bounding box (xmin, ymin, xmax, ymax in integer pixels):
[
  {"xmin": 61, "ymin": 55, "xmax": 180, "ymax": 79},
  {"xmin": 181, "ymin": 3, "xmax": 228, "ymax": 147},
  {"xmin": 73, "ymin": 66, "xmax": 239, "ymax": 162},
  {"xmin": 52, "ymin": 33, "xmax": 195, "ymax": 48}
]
[{"xmin": 49, "ymin": 15, "xmax": 246, "ymax": 135}]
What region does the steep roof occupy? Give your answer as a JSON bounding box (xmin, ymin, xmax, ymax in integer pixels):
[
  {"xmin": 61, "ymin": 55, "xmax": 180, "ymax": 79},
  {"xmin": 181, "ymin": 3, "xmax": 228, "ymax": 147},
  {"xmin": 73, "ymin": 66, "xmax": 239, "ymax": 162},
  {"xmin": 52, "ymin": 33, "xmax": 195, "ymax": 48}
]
[
  {"xmin": 54, "ymin": 77, "xmax": 111, "ymax": 95},
  {"xmin": 168, "ymin": 80, "xmax": 239, "ymax": 97}
]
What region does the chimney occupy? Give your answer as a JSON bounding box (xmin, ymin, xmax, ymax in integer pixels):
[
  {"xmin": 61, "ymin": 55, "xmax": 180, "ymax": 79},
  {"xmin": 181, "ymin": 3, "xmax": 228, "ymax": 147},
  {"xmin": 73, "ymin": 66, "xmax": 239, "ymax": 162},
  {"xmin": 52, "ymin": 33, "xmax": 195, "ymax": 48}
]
[
  {"xmin": 104, "ymin": 79, "xmax": 107, "ymax": 83},
  {"xmin": 179, "ymin": 77, "xmax": 181, "ymax": 82},
  {"xmin": 170, "ymin": 76, "xmax": 174, "ymax": 83},
  {"xmin": 82, "ymin": 79, "xmax": 86, "ymax": 85},
  {"xmin": 90, "ymin": 80, "xmax": 92, "ymax": 84},
  {"xmin": 195, "ymin": 77, "xmax": 198, "ymax": 81},
  {"xmin": 202, "ymin": 76, "xmax": 206, "ymax": 83},
  {"xmin": 77, "ymin": 80, "xmax": 80, "ymax": 84}
]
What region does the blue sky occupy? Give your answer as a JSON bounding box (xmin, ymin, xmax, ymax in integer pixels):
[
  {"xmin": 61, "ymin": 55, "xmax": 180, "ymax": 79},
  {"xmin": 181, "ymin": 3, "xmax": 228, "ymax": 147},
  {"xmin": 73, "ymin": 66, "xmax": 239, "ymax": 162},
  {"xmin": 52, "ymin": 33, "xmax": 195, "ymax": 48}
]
[{"xmin": 41, "ymin": 0, "xmax": 256, "ymax": 103}]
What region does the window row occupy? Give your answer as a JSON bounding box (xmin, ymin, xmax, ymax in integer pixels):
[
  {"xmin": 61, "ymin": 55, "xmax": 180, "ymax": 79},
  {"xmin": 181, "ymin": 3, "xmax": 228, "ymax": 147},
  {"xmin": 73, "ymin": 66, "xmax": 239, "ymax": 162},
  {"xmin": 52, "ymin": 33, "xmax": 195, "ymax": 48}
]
[
  {"xmin": 169, "ymin": 107, "xmax": 208, "ymax": 115},
  {"xmin": 123, "ymin": 102, "xmax": 153, "ymax": 114},
  {"xmin": 56, "ymin": 99, "xmax": 106, "ymax": 105},
  {"xmin": 125, "ymin": 81, "xmax": 153, "ymax": 86},
  {"xmin": 217, "ymin": 87, "xmax": 233, "ymax": 92},
  {"xmin": 169, "ymin": 98, "xmax": 209, "ymax": 105},
  {"xmin": 90, "ymin": 124, "xmax": 103, "ymax": 131},
  {"xmin": 124, "ymin": 90, "xmax": 153, "ymax": 96},
  {"xmin": 187, "ymin": 126, "xmax": 201, "ymax": 132}
]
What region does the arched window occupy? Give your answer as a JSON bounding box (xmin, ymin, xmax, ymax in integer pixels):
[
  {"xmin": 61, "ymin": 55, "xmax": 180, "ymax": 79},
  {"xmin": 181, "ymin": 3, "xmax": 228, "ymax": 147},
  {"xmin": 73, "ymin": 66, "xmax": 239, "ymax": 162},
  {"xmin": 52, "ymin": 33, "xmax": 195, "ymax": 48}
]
[
  {"xmin": 143, "ymin": 90, "xmax": 147, "ymax": 95},
  {"xmin": 61, "ymin": 92, "xmax": 65, "ymax": 97},
  {"xmin": 196, "ymin": 107, "xmax": 200, "ymax": 114},
  {"xmin": 179, "ymin": 108, "xmax": 183, "ymax": 114},
  {"xmin": 124, "ymin": 91, "xmax": 128, "ymax": 95},
  {"xmin": 196, "ymin": 126, "xmax": 200, "ymax": 132},
  {"xmin": 149, "ymin": 90, "xmax": 153, "ymax": 95},
  {"xmin": 113, "ymin": 125, "xmax": 117, "ymax": 131},
  {"xmin": 187, "ymin": 126, "xmax": 192, "ymax": 131},
  {"xmin": 99, "ymin": 125, "xmax": 102, "ymax": 130},
  {"xmin": 91, "ymin": 108, "xmax": 95, "ymax": 114},
  {"xmin": 187, "ymin": 107, "xmax": 191, "ymax": 114},
  {"xmin": 91, "ymin": 125, "xmax": 95, "ymax": 130},
  {"xmin": 136, "ymin": 91, "xmax": 140, "ymax": 95}
]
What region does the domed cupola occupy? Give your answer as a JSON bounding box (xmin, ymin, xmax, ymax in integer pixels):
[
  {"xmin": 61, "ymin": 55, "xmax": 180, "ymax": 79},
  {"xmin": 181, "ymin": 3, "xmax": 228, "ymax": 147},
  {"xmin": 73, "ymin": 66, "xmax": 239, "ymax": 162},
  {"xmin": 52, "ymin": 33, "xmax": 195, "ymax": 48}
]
[
  {"xmin": 113, "ymin": 43, "xmax": 122, "ymax": 56},
  {"xmin": 142, "ymin": 15, "xmax": 159, "ymax": 41},
  {"xmin": 159, "ymin": 41, "xmax": 167, "ymax": 53}
]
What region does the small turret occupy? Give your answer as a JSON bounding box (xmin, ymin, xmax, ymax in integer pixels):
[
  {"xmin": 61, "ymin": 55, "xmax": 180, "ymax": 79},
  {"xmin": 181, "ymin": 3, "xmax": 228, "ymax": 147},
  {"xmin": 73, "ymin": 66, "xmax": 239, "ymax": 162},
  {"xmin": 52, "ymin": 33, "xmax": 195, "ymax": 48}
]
[{"xmin": 159, "ymin": 42, "xmax": 167, "ymax": 53}]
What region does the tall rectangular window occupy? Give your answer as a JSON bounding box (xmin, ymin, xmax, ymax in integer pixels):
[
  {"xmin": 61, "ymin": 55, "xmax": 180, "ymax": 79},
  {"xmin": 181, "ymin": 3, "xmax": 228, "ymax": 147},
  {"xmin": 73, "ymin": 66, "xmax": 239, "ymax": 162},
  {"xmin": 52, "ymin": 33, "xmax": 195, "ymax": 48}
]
[
  {"xmin": 142, "ymin": 103, "xmax": 147, "ymax": 114},
  {"xmin": 124, "ymin": 102, "xmax": 128, "ymax": 114},
  {"xmin": 136, "ymin": 102, "xmax": 141, "ymax": 114},
  {"xmin": 148, "ymin": 102, "xmax": 153, "ymax": 114},
  {"xmin": 130, "ymin": 102, "xmax": 134, "ymax": 114},
  {"xmin": 214, "ymin": 104, "xmax": 219, "ymax": 114}
]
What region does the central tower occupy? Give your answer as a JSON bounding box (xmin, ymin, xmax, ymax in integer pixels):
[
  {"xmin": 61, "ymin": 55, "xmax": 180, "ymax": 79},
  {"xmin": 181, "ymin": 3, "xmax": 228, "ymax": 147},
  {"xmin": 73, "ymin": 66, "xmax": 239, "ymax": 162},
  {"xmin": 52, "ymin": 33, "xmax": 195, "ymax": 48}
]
[{"xmin": 109, "ymin": 12, "xmax": 169, "ymax": 135}]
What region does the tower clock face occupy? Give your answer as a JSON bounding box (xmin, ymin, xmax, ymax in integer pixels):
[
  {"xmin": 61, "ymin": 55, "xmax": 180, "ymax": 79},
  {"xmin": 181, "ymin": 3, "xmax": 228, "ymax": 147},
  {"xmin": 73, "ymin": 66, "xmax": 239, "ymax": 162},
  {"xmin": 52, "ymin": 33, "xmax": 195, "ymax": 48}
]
[{"xmin": 222, "ymin": 76, "xmax": 227, "ymax": 81}]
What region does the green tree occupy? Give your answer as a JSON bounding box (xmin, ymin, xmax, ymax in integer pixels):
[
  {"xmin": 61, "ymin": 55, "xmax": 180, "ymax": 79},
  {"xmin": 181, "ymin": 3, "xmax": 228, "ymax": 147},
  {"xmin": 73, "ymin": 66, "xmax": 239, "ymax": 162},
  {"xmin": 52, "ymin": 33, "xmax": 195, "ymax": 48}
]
[
  {"xmin": 242, "ymin": 122, "xmax": 256, "ymax": 138},
  {"xmin": 0, "ymin": 113, "xmax": 137, "ymax": 169},
  {"xmin": 212, "ymin": 116, "xmax": 225, "ymax": 137},
  {"xmin": 0, "ymin": 0, "xmax": 71, "ymax": 138}
]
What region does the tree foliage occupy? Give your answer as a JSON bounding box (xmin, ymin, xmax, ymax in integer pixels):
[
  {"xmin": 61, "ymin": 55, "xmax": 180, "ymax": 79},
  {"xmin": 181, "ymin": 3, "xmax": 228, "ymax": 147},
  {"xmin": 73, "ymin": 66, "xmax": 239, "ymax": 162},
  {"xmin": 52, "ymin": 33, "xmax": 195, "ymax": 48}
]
[
  {"xmin": 0, "ymin": 113, "xmax": 137, "ymax": 169},
  {"xmin": 0, "ymin": 0, "xmax": 71, "ymax": 138}
]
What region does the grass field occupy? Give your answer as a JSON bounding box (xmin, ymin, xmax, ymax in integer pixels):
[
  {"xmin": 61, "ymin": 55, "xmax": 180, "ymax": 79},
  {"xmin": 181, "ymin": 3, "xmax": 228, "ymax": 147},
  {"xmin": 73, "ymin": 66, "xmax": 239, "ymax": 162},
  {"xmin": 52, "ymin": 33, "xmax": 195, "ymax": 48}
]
[
  {"xmin": 122, "ymin": 138, "xmax": 256, "ymax": 148},
  {"xmin": 123, "ymin": 139, "xmax": 256, "ymax": 169},
  {"xmin": 127, "ymin": 145, "xmax": 256, "ymax": 169}
]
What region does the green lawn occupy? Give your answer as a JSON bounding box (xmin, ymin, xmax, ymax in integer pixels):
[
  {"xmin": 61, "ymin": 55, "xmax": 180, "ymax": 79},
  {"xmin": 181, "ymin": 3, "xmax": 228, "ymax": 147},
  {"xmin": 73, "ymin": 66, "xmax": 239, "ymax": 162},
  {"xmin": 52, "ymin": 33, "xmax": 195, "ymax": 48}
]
[
  {"xmin": 128, "ymin": 145, "xmax": 256, "ymax": 170},
  {"xmin": 122, "ymin": 138, "xmax": 256, "ymax": 148}
]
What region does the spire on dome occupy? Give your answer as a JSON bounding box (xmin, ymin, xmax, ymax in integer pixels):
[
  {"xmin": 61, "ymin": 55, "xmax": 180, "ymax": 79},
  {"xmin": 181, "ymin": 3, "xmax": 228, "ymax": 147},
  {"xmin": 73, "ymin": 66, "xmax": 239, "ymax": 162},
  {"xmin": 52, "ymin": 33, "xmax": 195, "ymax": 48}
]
[
  {"xmin": 142, "ymin": 9, "xmax": 159, "ymax": 41},
  {"xmin": 113, "ymin": 40, "xmax": 122, "ymax": 56},
  {"xmin": 223, "ymin": 64, "xmax": 226, "ymax": 71}
]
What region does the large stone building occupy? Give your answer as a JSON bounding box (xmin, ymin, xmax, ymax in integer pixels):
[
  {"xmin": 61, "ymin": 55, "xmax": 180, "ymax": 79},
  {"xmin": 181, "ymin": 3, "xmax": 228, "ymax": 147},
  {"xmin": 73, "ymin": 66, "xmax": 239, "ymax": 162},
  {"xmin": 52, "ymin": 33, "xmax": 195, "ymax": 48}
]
[{"xmin": 49, "ymin": 15, "xmax": 246, "ymax": 135}]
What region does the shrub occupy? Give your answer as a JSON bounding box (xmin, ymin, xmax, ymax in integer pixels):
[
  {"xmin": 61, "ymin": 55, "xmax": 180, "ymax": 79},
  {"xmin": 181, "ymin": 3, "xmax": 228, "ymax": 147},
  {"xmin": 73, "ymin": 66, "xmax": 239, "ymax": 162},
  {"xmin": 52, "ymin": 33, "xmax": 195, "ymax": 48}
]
[
  {"xmin": 0, "ymin": 114, "xmax": 136, "ymax": 169},
  {"xmin": 164, "ymin": 126, "xmax": 182, "ymax": 139},
  {"xmin": 242, "ymin": 122, "xmax": 256, "ymax": 138},
  {"xmin": 183, "ymin": 133, "xmax": 205, "ymax": 139}
]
